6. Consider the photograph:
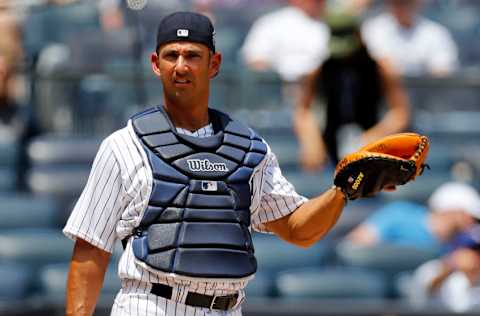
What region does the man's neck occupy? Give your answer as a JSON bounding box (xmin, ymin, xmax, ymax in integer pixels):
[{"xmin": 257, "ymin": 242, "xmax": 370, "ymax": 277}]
[{"xmin": 163, "ymin": 101, "xmax": 209, "ymax": 132}]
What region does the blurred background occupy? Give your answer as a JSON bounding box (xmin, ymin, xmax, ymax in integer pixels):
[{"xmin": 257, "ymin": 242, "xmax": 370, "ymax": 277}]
[{"xmin": 0, "ymin": 0, "xmax": 480, "ymax": 315}]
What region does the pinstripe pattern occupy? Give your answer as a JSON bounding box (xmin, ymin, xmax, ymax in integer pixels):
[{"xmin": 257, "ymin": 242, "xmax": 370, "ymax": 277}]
[{"xmin": 64, "ymin": 120, "xmax": 307, "ymax": 315}]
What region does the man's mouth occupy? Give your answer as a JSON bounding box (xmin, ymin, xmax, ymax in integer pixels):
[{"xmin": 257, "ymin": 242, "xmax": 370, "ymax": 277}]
[{"xmin": 174, "ymin": 78, "xmax": 191, "ymax": 85}]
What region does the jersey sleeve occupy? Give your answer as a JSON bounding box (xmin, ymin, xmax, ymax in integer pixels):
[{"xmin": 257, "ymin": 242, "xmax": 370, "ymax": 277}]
[
  {"xmin": 63, "ymin": 135, "xmax": 127, "ymax": 253},
  {"xmin": 250, "ymin": 146, "xmax": 308, "ymax": 233}
]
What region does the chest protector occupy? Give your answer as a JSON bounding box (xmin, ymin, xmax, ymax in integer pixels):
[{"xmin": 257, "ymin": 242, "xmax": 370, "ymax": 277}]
[{"xmin": 130, "ymin": 106, "xmax": 267, "ymax": 278}]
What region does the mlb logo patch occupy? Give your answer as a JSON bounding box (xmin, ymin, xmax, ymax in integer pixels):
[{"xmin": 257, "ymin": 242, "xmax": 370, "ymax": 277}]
[
  {"xmin": 201, "ymin": 181, "xmax": 218, "ymax": 192},
  {"xmin": 177, "ymin": 29, "xmax": 189, "ymax": 37}
]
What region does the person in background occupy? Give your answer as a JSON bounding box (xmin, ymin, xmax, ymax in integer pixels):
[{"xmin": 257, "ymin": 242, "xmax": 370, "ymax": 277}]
[
  {"xmin": 410, "ymin": 225, "xmax": 480, "ymax": 312},
  {"xmin": 362, "ymin": 0, "xmax": 459, "ymax": 77},
  {"xmin": 0, "ymin": 7, "xmax": 38, "ymax": 189},
  {"xmin": 241, "ymin": 0, "xmax": 329, "ymax": 83},
  {"xmin": 294, "ymin": 12, "xmax": 410, "ymax": 170},
  {"xmin": 347, "ymin": 182, "xmax": 480, "ymax": 250}
]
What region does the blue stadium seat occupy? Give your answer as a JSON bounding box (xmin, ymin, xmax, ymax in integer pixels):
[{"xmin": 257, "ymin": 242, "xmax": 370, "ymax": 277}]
[
  {"xmin": 379, "ymin": 172, "xmax": 452, "ymax": 204},
  {"xmin": 253, "ymin": 234, "xmax": 333, "ymax": 275},
  {"xmin": 27, "ymin": 135, "xmax": 100, "ymax": 166},
  {"xmin": 276, "ymin": 266, "xmax": 388, "ymax": 299},
  {"xmin": 238, "ymin": 70, "xmax": 285, "ymax": 111},
  {"xmin": 0, "ymin": 263, "xmax": 34, "ymax": 300},
  {"xmin": 262, "ymin": 131, "xmax": 299, "ymax": 170},
  {"xmin": 327, "ymin": 199, "xmax": 383, "ymax": 239},
  {"xmin": 23, "ymin": 2, "xmax": 100, "ymax": 57},
  {"xmin": 26, "ymin": 135, "xmax": 100, "ymax": 201},
  {"xmin": 335, "ymin": 241, "xmax": 440, "ymax": 275},
  {"xmin": 0, "ymin": 194, "xmax": 60, "ymax": 229},
  {"xmin": 0, "ymin": 229, "xmax": 72, "ymax": 266},
  {"xmin": 0, "ymin": 168, "xmax": 16, "ymax": 192},
  {"xmin": 245, "ymin": 272, "xmax": 274, "ymax": 298},
  {"xmin": 281, "ymin": 169, "xmax": 333, "ymax": 198},
  {"xmin": 0, "ymin": 140, "xmax": 18, "ymax": 168},
  {"xmin": 26, "ymin": 165, "xmax": 90, "ymax": 197},
  {"xmin": 39, "ymin": 262, "xmax": 120, "ymax": 300}
]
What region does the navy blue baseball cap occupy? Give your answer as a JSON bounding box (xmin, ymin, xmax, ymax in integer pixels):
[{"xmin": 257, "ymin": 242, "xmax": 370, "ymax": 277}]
[
  {"xmin": 156, "ymin": 12, "xmax": 215, "ymax": 53},
  {"xmin": 449, "ymin": 225, "xmax": 480, "ymax": 252}
]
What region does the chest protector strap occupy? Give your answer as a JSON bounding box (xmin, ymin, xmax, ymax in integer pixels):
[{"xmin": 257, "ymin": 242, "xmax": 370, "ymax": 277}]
[{"xmin": 130, "ymin": 106, "xmax": 267, "ymax": 278}]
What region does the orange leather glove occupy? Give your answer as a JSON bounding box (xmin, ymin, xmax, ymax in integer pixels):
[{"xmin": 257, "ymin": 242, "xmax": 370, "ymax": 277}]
[{"xmin": 334, "ymin": 133, "xmax": 429, "ymax": 200}]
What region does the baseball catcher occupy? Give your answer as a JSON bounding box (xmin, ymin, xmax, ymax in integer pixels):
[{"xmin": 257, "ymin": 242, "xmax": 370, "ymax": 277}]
[{"xmin": 334, "ymin": 133, "xmax": 430, "ymax": 200}]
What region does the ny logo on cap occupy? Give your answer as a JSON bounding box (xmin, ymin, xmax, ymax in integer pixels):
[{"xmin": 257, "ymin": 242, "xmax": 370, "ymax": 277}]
[{"xmin": 177, "ymin": 29, "xmax": 189, "ymax": 37}]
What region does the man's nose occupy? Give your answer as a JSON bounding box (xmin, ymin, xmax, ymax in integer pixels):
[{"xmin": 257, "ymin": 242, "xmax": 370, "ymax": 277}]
[{"xmin": 174, "ymin": 56, "xmax": 189, "ymax": 75}]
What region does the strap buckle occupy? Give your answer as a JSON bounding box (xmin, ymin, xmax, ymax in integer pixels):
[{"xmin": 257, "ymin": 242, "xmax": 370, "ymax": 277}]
[{"xmin": 209, "ymin": 295, "xmax": 218, "ymax": 311}]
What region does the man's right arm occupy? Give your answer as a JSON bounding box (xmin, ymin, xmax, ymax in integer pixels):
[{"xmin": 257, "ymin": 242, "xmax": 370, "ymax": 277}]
[
  {"xmin": 63, "ymin": 132, "xmax": 128, "ymax": 315},
  {"xmin": 66, "ymin": 238, "xmax": 111, "ymax": 316}
]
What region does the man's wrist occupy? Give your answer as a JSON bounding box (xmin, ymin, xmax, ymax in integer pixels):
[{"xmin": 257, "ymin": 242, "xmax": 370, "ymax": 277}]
[{"xmin": 331, "ymin": 185, "xmax": 347, "ymax": 204}]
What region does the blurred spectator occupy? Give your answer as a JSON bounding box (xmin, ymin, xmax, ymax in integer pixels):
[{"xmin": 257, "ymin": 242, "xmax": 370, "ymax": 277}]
[
  {"xmin": 294, "ymin": 12, "xmax": 409, "ymax": 169},
  {"xmin": 410, "ymin": 225, "xmax": 480, "ymax": 312},
  {"xmin": 329, "ymin": 0, "xmax": 372, "ymax": 16},
  {"xmin": 0, "ymin": 8, "xmax": 27, "ymax": 142},
  {"xmin": 362, "ymin": 0, "xmax": 459, "ymax": 77},
  {"xmin": 0, "ymin": 7, "xmax": 39, "ymax": 190},
  {"xmin": 347, "ymin": 182, "xmax": 480, "ymax": 249},
  {"xmin": 241, "ymin": 0, "xmax": 329, "ymax": 82}
]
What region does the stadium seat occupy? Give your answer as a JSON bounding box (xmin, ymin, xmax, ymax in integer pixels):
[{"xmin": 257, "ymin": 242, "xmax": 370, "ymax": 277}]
[
  {"xmin": 245, "ymin": 272, "xmax": 274, "ymax": 298},
  {"xmin": 26, "ymin": 165, "xmax": 91, "ymax": 197},
  {"xmin": 335, "ymin": 241, "xmax": 440, "ymax": 275},
  {"xmin": 0, "ymin": 168, "xmax": 16, "ymax": 192},
  {"xmin": 27, "ymin": 135, "xmax": 100, "ymax": 166},
  {"xmin": 0, "ymin": 140, "xmax": 19, "ymax": 168},
  {"xmin": 262, "ymin": 131, "xmax": 299, "ymax": 170},
  {"xmin": 237, "ymin": 70, "xmax": 285, "ymax": 111},
  {"xmin": 327, "ymin": 199, "xmax": 383, "ymax": 239},
  {"xmin": 0, "ymin": 194, "xmax": 60, "ymax": 229},
  {"xmin": 0, "ymin": 229, "xmax": 72, "ymax": 267},
  {"xmin": 0, "ymin": 140, "xmax": 20, "ymax": 191},
  {"xmin": 379, "ymin": 172, "xmax": 452, "ymax": 204},
  {"xmin": 281, "ymin": 169, "xmax": 333, "ymax": 198},
  {"xmin": 23, "ymin": 2, "xmax": 100, "ymax": 57},
  {"xmin": 276, "ymin": 266, "xmax": 388, "ymax": 299},
  {"xmin": 26, "ymin": 135, "xmax": 100, "ymax": 206},
  {"xmin": 0, "ymin": 263, "xmax": 34, "ymax": 300},
  {"xmin": 253, "ymin": 234, "xmax": 333, "ymax": 275},
  {"xmin": 39, "ymin": 262, "xmax": 120, "ymax": 301}
]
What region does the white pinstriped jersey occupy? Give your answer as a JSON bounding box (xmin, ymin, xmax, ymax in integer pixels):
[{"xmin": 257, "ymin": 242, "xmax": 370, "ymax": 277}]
[{"xmin": 63, "ymin": 120, "xmax": 307, "ymax": 316}]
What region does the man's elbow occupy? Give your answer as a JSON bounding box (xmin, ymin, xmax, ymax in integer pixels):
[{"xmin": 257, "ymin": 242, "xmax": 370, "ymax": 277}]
[{"xmin": 286, "ymin": 227, "xmax": 330, "ymax": 249}]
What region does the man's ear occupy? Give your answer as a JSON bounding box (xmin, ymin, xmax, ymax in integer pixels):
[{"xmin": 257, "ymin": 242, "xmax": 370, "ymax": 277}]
[
  {"xmin": 151, "ymin": 52, "xmax": 161, "ymax": 77},
  {"xmin": 209, "ymin": 52, "xmax": 222, "ymax": 78}
]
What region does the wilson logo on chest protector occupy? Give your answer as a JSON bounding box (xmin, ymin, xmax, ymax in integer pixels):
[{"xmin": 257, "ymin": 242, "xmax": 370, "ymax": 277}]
[{"xmin": 187, "ymin": 159, "xmax": 229, "ymax": 172}]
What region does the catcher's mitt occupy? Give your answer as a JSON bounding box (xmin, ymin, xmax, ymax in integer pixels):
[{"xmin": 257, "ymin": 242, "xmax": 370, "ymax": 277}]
[{"xmin": 334, "ymin": 133, "xmax": 429, "ymax": 200}]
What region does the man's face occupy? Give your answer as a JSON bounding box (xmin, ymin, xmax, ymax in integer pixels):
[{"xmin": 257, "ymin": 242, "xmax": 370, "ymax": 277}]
[
  {"xmin": 151, "ymin": 41, "xmax": 221, "ymax": 104},
  {"xmin": 388, "ymin": 0, "xmax": 421, "ymax": 26},
  {"xmin": 443, "ymin": 210, "xmax": 476, "ymax": 233},
  {"xmin": 290, "ymin": 0, "xmax": 325, "ymax": 19}
]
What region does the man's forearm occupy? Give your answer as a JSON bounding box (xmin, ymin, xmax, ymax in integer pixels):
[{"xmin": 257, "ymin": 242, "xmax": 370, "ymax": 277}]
[
  {"xmin": 266, "ymin": 187, "xmax": 345, "ymax": 248},
  {"xmin": 287, "ymin": 187, "xmax": 345, "ymax": 246},
  {"xmin": 427, "ymin": 261, "xmax": 454, "ymax": 295},
  {"xmin": 66, "ymin": 239, "xmax": 111, "ymax": 316}
]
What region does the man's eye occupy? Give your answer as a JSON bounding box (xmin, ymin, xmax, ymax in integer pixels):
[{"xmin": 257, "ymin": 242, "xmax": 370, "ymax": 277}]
[{"xmin": 164, "ymin": 52, "xmax": 178, "ymax": 59}]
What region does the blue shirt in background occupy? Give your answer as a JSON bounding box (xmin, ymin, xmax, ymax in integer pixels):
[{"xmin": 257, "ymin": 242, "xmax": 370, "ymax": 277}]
[{"xmin": 366, "ymin": 201, "xmax": 440, "ymax": 248}]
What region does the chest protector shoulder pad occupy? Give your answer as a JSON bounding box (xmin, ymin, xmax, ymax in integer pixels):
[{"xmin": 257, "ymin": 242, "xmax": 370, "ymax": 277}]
[{"xmin": 130, "ymin": 106, "xmax": 267, "ymax": 278}]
